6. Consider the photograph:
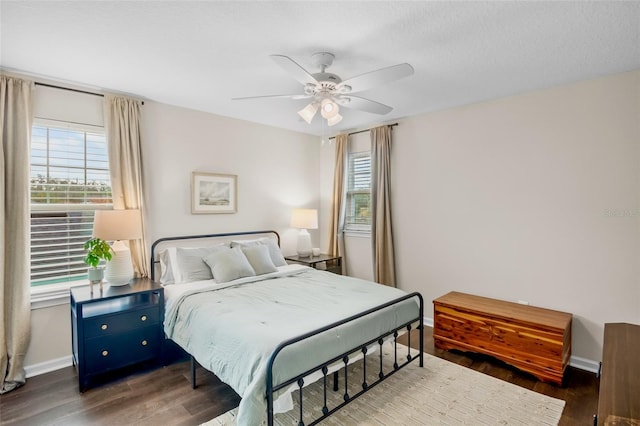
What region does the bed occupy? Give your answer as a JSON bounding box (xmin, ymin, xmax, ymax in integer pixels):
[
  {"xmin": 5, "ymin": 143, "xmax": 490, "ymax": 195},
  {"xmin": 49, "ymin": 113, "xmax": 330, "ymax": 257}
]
[{"xmin": 151, "ymin": 230, "xmax": 424, "ymax": 426}]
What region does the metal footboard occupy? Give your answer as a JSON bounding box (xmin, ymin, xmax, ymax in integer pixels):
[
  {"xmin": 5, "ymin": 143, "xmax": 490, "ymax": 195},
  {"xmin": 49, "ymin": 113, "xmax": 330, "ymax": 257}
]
[{"xmin": 265, "ymin": 292, "xmax": 424, "ymax": 426}]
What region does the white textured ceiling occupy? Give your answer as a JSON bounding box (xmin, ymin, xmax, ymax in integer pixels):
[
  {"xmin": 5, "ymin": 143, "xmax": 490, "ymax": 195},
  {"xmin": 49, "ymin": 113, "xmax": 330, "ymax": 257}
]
[{"xmin": 1, "ymin": 1, "xmax": 639, "ymax": 136}]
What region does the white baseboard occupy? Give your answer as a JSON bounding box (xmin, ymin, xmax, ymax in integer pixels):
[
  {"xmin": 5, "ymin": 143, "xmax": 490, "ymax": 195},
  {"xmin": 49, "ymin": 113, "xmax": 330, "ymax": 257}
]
[
  {"xmin": 24, "ymin": 319, "xmax": 600, "ymax": 378},
  {"xmin": 25, "ymin": 355, "xmax": 73, "ymax": 378},
  {"xmin": 569, "ymin": 355, "xmax": 600, "ymax": 374}
]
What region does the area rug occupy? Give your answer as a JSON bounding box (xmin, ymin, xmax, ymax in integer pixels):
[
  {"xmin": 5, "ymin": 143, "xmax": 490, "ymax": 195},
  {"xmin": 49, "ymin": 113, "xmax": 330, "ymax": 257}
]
[{"xmin": 203, "ymin": 345, "xmax": 565, "ymax": 425}]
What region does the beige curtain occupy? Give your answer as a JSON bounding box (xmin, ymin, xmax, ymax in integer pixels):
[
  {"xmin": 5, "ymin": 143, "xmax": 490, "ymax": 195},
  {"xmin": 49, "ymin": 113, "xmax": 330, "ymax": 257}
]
[
  {"xmin": 0, "ymin": 75, "xmax": 33, "ymax": 393},
  {"xmin": 328, "ymin": 134, "xmax": 349, "ymax": 274},
  {"xmin": 370, "ymin": 126, "xmax": 396, "ymax": 286},
  {"xmin": 104, "ymin": 95, "xmax": 149, "ymax": 277}
]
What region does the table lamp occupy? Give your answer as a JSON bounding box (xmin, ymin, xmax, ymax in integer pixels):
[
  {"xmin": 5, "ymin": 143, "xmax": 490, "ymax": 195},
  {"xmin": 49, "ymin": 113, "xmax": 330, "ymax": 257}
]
[
  {"xmin": 92, "ymin": 209, "xmax": 142, "ymax": 286},
  {"xmin": 290, "ymin": 208, "xmax": 318, "ymax": 257}
]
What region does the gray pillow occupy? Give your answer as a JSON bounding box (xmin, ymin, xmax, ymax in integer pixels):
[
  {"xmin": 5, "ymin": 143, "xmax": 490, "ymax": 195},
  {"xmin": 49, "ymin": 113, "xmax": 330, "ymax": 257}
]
[
  {"xmin": 175, "ymin": 245, "xmax": 228, "ymax": 283},
  {"xmin": 231, "ymin": 237, "xmax": 287, "ymax": 267},
  {"xmin": 241, "ymin": 245, "xmax": 278, "ymax": 275},
  {"xmin": 203, "ymin": 247, "xmax": 256, "ymax": 283}
]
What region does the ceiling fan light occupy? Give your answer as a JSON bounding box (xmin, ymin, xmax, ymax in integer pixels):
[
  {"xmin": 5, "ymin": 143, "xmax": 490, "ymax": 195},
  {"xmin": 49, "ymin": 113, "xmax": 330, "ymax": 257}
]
[
  {"xmin": 327, "ymin": 113, "xmax": 343, "ymax": 126},
  {"xmin": 297, "ymin": 102, "xmax": 318, "ymax": 124},
  {"xmin": 320, "ymin": 98, "xmax": 339, "ymax": 119}
]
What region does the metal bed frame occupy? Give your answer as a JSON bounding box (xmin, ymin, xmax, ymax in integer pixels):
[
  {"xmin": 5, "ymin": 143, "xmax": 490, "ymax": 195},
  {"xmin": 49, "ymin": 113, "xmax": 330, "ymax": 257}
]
[{"xmin": 151, "ymin": 230, "xmax": 424, "ymax": 426}]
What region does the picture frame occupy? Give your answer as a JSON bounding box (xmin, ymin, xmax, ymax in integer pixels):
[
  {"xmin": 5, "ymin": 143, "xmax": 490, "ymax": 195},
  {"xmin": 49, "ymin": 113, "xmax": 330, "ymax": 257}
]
[{"xmin": 191, "ymin": 172, "xmax": 237, "ymax": 214}]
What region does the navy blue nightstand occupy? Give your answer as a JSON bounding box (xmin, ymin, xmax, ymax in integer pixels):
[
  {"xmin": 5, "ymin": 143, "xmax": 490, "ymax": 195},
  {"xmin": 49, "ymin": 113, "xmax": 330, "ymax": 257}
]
[{"xmin": 70, "ymin": 278, "xmax": 164, "ymax": 392}]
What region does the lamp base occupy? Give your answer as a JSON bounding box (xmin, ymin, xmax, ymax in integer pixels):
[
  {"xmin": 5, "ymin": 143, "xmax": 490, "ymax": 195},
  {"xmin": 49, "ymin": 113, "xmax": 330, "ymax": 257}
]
[
  {"xmin": 296, "ymin": 229, "xmax": 312, "ymax": 257},
  {"xmin": 105, "ymin": 240, "xmax": 134, "ymax": 286}
]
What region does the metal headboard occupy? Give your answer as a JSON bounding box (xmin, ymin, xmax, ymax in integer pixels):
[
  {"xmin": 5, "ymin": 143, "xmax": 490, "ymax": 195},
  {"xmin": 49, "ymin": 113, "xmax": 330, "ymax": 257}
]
[{"xmin": 150, "ymin": 230, "xmax": 280, "ymax": 281}]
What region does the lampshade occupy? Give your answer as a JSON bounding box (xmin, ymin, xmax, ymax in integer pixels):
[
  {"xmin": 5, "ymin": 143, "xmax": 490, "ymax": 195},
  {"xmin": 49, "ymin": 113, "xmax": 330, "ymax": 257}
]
[
  {"xmin": 298, "ymin": 98, "xmax": 343, "ymax": 126},
  {"xmin": 290, "ymin": 208, "xmax": 318, "ymax": 230},
  {"xmin": 93, "ymin": 209, "xmax": 142, "ymax": 241},
  {"xmin": 320, "ymin": 99, "xmax": 339, "ymax": 119},
  {"xmin": 327, "ymin": 113, "xmax": 343, "ymax": 126},
  {"xmin": 92, "ymin": 209, "xmax": 142, "ymax": 286},
  {"xmin": 297, "ymin": 102, "xmax": 318, "ymax": 124}
]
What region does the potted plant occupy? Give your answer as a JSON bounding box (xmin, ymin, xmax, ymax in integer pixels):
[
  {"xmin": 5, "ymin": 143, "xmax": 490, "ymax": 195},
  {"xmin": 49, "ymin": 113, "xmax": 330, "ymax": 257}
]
[{"xmin": 83, "ymin": 237, "xmax": 113, "ymax": 292}]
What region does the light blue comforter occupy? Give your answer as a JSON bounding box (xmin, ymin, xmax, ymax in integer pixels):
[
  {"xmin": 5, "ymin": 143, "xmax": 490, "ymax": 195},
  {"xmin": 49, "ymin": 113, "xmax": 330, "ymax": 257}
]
[{"xmin": 164, "ymin": 267, "xmax": 420, "ymax": 425}]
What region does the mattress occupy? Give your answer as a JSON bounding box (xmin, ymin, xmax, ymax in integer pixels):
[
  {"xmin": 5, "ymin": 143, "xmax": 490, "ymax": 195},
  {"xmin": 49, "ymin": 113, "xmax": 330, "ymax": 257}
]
[{"xmin": 164, "ymin": 265, "xmax": 420, "ymax": 425}]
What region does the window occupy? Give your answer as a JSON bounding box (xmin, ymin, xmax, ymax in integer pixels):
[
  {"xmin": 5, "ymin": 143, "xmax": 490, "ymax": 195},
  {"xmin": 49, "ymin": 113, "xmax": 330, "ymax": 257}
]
[
  {"xmin": 30, "ymin": 121, "xmax": 112, "ymax": 287},
  {"xmin": 345, "ymin": 151, "xmax": 371, "ymax": 230}
]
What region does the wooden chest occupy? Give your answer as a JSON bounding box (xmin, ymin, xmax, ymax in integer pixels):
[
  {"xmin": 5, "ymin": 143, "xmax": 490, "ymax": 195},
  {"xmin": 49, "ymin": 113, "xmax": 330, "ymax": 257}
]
[{"xmin": 433, "ymin": 291, "xmax": 572, "ymax": 385}]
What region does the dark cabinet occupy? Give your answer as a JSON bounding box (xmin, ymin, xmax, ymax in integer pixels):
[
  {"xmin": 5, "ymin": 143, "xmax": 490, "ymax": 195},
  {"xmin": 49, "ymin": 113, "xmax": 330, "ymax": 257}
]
[
  {"xmin": 71, "ymin": 278, "xmax": 164, "ymax": 391},
  {"xmin": 595, "ymin": 323, "xmax": 640, "ymax": 425},
  {"xmin": 284, "ymin": 254, "xmax": 342, "ymax": 275}
]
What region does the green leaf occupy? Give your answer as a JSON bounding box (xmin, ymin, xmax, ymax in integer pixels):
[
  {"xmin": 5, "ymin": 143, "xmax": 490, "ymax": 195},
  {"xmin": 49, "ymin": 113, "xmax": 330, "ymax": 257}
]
[{"xmin": 83, "ymin": 238, "xmax": 114, "ymax": 268}]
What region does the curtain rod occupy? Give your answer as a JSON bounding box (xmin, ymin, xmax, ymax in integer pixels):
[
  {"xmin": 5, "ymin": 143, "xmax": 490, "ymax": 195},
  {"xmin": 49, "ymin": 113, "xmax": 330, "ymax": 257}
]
[
  {"xmin": 35, "ymin": 82, "xmax": 144, "ymax": 105},
  {"xmin": 35, "ymin": 82, "xmax": 104, "ymax": 98},
  {"xmin": 328, "ymin": 122, "xmax": 398, "ymax": 140}
]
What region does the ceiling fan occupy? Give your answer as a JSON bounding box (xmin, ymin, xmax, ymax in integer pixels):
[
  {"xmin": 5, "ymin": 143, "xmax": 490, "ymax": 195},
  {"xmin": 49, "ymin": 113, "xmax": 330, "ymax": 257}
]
[{"xmin": 233, "ymin": 52, "xmax": 414, "ymax": 126}]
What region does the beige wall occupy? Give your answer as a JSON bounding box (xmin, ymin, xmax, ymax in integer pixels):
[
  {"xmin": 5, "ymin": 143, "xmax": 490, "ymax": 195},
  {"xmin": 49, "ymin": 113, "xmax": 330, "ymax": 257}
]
[
  {"xmin": 24, "ymin": 69, "xmax": 640, "ymax": 373},
  {"xmin": 139, "ymin": 101, "xmax": 320, "ymax": 253},
  {"xmin": 25, "ymin": 304, "xmax": 71, "ymax": 369},
  {"xmin": 392, "ymin": 70, "xmax": 640, "ymax": 363},
  {"xmin": 318, "ymin": 70, "xmax": 639, "ymax": 365},
  {"xmin": 25, "ymin": 98, "xmax": 320, "ymax": 371}
]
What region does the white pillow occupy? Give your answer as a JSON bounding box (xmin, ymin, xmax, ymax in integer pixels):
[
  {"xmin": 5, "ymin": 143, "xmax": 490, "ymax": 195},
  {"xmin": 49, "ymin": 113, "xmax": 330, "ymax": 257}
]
[
  {"xmin": 175, "ymin": 244, "xmax": 229, "ymax": 283},
  {"xmin": 203, "ymin": 247, "xmax": 255, "ymax": 283},
  {"xmin": 158, "ymin": 247, "xmax": 179, "ymax": 284},
  {"xmin": 241, "ymin": 245, "xmax": 278, "ymax": 275},
  {"xmin": 230, "ymin": 237, "xmax": 287, "ymax": 267}
]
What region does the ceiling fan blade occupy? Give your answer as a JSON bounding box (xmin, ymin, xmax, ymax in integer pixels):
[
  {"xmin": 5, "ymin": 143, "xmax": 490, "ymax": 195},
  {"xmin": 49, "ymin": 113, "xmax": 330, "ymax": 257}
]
[
  {"xmin": 270, "ymin": 55, "xmax": 319, "ymax": 86},
  {"xmin": 338, "ymin": 63, "xmax": 414, "ymax": 93},
  {"xmin": 232, "ymin": 93, "xmax": 311, "ymax": 101},
  {"xmin": 340, "ymin": 95, "xmax": 393, "ymax": 115}
]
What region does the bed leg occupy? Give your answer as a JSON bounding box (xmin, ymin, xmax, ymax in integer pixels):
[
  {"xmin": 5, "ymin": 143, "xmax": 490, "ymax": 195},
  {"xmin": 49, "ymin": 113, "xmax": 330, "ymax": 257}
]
[
  {"xmin": 419, "ymin": 325, "xmax": 424, "ymax": 367},
  {"xmin": 190, "ymin": 356, "xmax": 197, "ymax": 389},
  {"xmin": 419, "ymin": 295, "xmax": 425, "ymax": 367},
  {"xmin": 332, "ymin": 370, "xmax": 339, "ymax": 391}
]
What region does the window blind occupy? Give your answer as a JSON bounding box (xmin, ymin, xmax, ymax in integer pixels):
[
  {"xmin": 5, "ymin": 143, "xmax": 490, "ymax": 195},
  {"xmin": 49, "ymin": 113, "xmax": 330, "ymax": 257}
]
[
  {"xmin": 30, "ymin": 123, "xmax": 112, "ymax": 286},
  {"xmin": 346, "ymin": 151, "xmax": 371, "ymax": 227}
]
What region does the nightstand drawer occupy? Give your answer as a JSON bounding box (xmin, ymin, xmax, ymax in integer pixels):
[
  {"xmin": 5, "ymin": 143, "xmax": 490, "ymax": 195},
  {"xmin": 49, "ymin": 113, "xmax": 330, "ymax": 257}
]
[
  {"xmin": 84, "ymin": 307, "xmax": 160, "ymax": 338},
  {"xmin": 85, "ymin": 327, "xmax": 160, "ymax": 374}
]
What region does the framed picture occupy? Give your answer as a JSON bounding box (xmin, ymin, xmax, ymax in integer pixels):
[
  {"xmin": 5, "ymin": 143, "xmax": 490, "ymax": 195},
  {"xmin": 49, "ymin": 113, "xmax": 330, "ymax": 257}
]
[{"xmin": 191, "ymin": 172, "xmax": 237, "ymax": 214}]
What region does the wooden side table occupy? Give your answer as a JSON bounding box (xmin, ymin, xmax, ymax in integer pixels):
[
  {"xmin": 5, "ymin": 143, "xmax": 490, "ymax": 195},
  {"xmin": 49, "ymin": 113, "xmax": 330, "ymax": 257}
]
[
  {"xmin": 284, "ymin": 254, "xmax": 342, "ymax": 275},
  {"xmin": 70, "ymin": 278, "xmax": 164, "ymax": 391}
]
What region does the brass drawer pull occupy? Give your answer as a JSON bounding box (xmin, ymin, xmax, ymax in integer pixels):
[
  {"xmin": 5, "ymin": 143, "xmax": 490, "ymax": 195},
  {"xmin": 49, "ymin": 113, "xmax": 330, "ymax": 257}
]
[
  {"xmin": 101, "ymin": 324, "xmax": 108, "ymax": 330},
  {"xmin": 141, "ymin": 340, "xmax": 148, "ymax": 346},
  {"xmin": 102, "ymin": 350, "xmax": 109, "ymax": 357},
  {"xmin": 140, "ymin": 315, "xmax": 147, "ymax": 321}
]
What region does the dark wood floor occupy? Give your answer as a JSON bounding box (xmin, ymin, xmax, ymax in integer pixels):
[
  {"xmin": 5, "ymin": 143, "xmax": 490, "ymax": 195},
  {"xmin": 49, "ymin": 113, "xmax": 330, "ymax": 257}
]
[{"xmin": 0, "ymin": 327, "xmax": 599, "ymax": 425}]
